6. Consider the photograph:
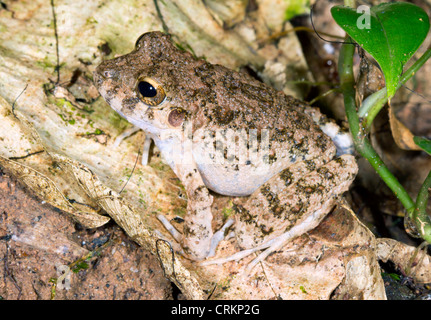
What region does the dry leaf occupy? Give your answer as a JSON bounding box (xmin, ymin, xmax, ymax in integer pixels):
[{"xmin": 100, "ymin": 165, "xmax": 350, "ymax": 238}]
[
  {"xmin": 50, "ymin": 152, "xmax": 205, "ymax": 300},
  {"xmin": 377, "ymin": 238, "xmax": 431, "ymax": 284},
  {"xmin": 0, "ymin": 155, "xmax": 110, "ymax": 228},
  {"xmin": 388, "ymin": 103, "xmax": 422, "ymax": 151}
]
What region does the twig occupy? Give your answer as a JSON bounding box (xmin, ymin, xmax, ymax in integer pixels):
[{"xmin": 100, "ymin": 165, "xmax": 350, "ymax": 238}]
[
  {"xmin": 50, "ymin": 0, "xmax": 60, "ymax": 84},
  {"xmin": 11, "ymin": 84, "xmax": 28, "ymax": 117}
]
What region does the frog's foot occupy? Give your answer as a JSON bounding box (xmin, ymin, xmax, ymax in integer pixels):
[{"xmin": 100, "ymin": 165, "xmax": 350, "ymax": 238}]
[
  {"xmin": 157, "ymin": 214, "xmax": 183, "ymax": 243},
  {"xmin": 156, "ymin": 214, "xmax": 235, "ymax": 259},
  {"xmin": 113, "ymin": 127, "xmax": 153, "ymax": 166},
  {"xmin": 140, "ymin": 135, "xmax": 153, "ymax": 166},
  {"xmin": 113, "ymin": 126, "xmax": 141, "ymax": 147},
  {"xmin": 207, "ymin": 218, "xmax": 235, "ymax": 257},
  {"xmin": 200, "ymin": 199, "xmax": 330, "ymax": 271}
]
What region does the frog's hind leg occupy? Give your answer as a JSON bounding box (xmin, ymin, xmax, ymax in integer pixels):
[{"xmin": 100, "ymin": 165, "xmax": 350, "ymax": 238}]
[
  {"xmin": 201, "ymin": 154, "xmax": 358, "ymax": 270},
  {"xmin": 244, "ymin": 202, "xmax": 335, "ymax": 271}
]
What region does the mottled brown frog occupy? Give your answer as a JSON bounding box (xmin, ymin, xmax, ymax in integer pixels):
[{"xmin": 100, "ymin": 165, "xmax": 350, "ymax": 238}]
[{"xmin": 94, "ymin": 31, "xmax": 358, "ymax": 268}]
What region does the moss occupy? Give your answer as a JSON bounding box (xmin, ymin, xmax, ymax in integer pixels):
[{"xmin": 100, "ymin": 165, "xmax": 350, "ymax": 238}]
[
  {"xmin": 85, "ymin": 128, "xmax": 104, "ymax": 136},
  {"xmin": 222, "ymin": 201, "xmax": 234, "ymax": 219},
  {"xmin": 86, "ymin": 16, "xmax": 98, "ymax": 25},
  {"xmin": 0, "ymin": 23, "xmax": 7, "ymax": 33},
  {"xmin": 173, "ymin": 206, "xmax": 186, "ymax": 217},
  {"xmin": 36, "ymin": 56, "xmax": 66, "ymax": 71},
  {"xmin": 299, "ymin": 285, "xmax": 308, "ymax": 294},
  {"xmin": 106, "ymin": 110, "xmax": 129, "ymax": 129},
  {"xmin": 53, "ymin": 98, "xmax": 74, "ymax": 110}
]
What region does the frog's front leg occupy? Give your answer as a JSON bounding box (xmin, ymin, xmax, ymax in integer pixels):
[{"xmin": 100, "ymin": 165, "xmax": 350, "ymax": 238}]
[
  {"xmin": 157, "ymin": 160, "xmax": 236, "ymax": 260},
  {"xmin": 171, "ymin": 163, "xmax": 215, "ymax": 260}
]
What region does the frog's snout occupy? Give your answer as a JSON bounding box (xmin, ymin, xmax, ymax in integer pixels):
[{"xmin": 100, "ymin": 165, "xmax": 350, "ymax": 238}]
[
  {"xmin": 93, "ymin": 69, "xmax": 103, "ymax": 88},
  {"xmin": 94, "ymin": 65, "xmax": 110, "ymax": 80},
  {"xmin": 93, "ymin": 65, "xmax": 106, "ymax": 87}
]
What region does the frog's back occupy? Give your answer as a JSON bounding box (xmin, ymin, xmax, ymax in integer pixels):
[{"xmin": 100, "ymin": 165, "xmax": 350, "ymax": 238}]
[
  {"xmin": 188, "ymin": 63, "xmax": 336, "ymax": 196},
  {"xmin": 133, "ymin": 32, "xmax": 338, "ymax": 196},
  {"xmin": 95, "ymin": 31, "xmax": 336, "ymax": 197}
]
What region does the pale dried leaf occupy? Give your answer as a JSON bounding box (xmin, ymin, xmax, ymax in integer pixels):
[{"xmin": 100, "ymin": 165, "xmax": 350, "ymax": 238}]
[
  {"xmin": 204, "ymin": 0, "xmax": 248, "ymax": 27},
  {"xmin": 155, "ymin": 0, "xmax": 265, "ymax": 69},
  {"xmin": 8, "ymin": 217, "xmax": 90, "ymax": 259},
  {"xmin": 50, "ymin": 152, "xmax": 205, "ymax": 300},
  {"xmin": 193, "ymin": 204, "xmax": 386, "ymax": 300},
  {"xmin": 0, "ymin": 155, "xmax": 109, "ymax": 228},
  {"xmin": 377, "ymin": 238, "xmax": 431, "ymax": 284},
  {"xmin": 389, "ymin": 104, "xmax": 422, "ymax": 151}
]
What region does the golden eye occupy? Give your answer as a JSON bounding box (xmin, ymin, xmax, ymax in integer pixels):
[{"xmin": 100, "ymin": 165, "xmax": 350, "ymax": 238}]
[{"xmin": 136, "ymin": 78, "xmax": 166, "ymax": 106}]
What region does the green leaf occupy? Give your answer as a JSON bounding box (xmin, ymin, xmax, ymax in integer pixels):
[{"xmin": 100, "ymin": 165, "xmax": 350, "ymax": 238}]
[
  {"xmin": 414, "ymin": 136, "xmax": 431, "ymax": 155},
  {"xmin": 71, "ymin": 261, "xmax": 89, "ymax": 273},
  {"xmin": 284, "ymin": 0, "xmax": 310, "ymax": 21},
  {"xmin": 331, "ymin": 2, "xmax": 430, "ymax": 99},
  {"xmin": 383, "ymin": 272, "xmax": 401, "ymax": 281}
]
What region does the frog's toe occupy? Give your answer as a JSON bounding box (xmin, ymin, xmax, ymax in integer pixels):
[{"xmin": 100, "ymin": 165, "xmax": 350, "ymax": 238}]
[
  {"xmin": 207, "ymin": 218, "xmax": 235, "ymax": 257},
  {"xmin": 199, "ymin": 246, "xmax": 264, "ymax": 266},
  {"xmin": 157, "ymin": 214, "xmax": 182, "ymax": 243},
  {"xmin": 199, "ymin": 232, "xmax": 295, "ymax": 270},
  {"xmin": 245, "ymin": 234, "xmax": 292, "ymax": 272},
  {"xmin": 113, "ymin": 126, "xmax": 141, "ymax": 147},
  {"xmin": 157, "ymin": 214, "xmax": 235, "ymax": 260}
]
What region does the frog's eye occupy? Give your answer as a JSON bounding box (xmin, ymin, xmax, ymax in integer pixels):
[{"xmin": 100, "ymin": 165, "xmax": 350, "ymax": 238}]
[
  {"xmin": 134, "ymin": 33, "xmax": 146, "ymax": 49},
  {"xmin": 136, "ymin": 78, "xmax": 166, "ymax": 106}
]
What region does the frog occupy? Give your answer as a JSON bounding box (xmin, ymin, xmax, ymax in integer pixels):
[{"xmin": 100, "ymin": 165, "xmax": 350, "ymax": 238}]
[{"xmin": 93, "ymin": 31, "xmax": 358, "ymax": 269}]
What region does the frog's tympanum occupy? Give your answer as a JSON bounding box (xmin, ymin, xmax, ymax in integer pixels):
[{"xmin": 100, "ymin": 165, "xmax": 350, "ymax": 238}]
[{"xmin": 94, "ymin": 31, "xmax": 358, "ymax": 268}]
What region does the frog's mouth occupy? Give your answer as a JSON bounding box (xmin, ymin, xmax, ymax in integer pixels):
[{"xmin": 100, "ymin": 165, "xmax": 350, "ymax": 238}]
[{"xmin": 93, "ymin": 68, "xmax": 103, "ymax": 88}]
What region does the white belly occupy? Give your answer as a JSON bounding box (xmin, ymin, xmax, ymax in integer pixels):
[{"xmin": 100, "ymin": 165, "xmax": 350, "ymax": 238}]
[
  {"xmin": 192, "ymin": 136, "xmax": 287, "ymax": 197},
  {"xmin": 153, "ymin": 132, "xmax": 289, "ymax": 197},
  {"xmin": 196, "ymin": 162, "xmax": 279, "ymax": 196}
]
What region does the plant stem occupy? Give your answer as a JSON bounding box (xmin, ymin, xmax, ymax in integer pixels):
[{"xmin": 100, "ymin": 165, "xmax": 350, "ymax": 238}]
[
  {"xmin": 399, "ymin": 48, "xmax": 431, "ymax": 88},
  {"xmin": 339, "ymin": 37, "xmax": 416, "ymax": 213},
  {"xmin": 338, "ymin": 0, "xmax": 431, "ymax": 244},
  {"xmin": 414, "ymin": 170, "xmax": 431, "ymax": 242},
  {"xmin": 339, "ymin": 38, "xmax": 359, "ymax": 136},
  {"xmin": 359, "ymin": 139, "xmax": 415, "ymax": 213},
  {"xmin": 359, "ymin": 48, "xmax": 431, "ymax": 129}
]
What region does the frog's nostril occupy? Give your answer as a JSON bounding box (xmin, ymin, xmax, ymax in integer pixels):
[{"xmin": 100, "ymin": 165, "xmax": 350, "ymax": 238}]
[
  {"xmin": 98, "ymin": 70, "xmax": 115, "ymax": 80},
  {"xmin": 95, "ymin": 64, "xmax": 116, "ymax": 80},
  {"xmin": 103, "ymin": 70, "xmax": 113, "ymax": 78}
]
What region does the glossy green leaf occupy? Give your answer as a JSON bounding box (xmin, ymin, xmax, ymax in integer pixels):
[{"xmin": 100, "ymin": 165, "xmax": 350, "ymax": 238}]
[
  {"xmin": 414, "ymin": 136, "xmax": 431, "ymax": 155},
  {"xmin": 331, "ymin": 2, "xmax": 430, "ymax": 99}
]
